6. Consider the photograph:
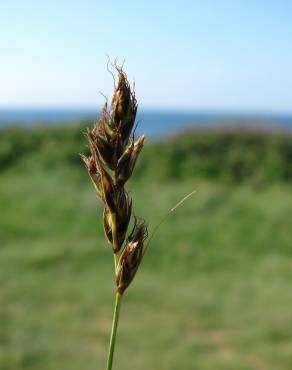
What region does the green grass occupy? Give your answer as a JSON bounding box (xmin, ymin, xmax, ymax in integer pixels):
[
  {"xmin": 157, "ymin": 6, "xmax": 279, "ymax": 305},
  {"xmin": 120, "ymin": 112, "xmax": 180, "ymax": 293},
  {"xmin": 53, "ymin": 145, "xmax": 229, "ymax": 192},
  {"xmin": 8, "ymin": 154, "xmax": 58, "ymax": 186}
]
[{"xmin": 1, "ymin": 126, "xmax": 292, "ymax": 370}]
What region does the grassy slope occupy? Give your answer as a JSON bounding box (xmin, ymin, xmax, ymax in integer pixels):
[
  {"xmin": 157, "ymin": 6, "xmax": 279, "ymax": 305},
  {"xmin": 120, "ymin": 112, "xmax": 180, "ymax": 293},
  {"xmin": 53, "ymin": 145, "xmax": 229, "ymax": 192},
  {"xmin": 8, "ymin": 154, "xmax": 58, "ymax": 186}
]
[{"xmin": 1, "ymin": 126, "xmax": 292, "ymax": 370}]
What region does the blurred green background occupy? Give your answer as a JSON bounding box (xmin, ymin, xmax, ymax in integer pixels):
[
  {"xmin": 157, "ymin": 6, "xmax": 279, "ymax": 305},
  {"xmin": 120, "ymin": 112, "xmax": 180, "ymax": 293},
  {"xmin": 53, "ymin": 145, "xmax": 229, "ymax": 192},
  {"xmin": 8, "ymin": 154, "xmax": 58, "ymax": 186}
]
[
  {"xmin": 1, "ymin": 123, "xmax": 292, "ymax": 370},
  {"xmin": 2, "ymin": 0, "xmax": 292, "ymax": 368}
]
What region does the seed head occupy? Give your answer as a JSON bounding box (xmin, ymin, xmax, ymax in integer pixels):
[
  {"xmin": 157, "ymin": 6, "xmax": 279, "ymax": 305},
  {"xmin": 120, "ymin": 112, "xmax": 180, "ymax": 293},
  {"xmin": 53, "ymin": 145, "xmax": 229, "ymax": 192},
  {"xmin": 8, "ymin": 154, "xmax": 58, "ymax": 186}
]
[{"xmin": 82, "ymin": 66, "xmax": 148, "ymax": 295}]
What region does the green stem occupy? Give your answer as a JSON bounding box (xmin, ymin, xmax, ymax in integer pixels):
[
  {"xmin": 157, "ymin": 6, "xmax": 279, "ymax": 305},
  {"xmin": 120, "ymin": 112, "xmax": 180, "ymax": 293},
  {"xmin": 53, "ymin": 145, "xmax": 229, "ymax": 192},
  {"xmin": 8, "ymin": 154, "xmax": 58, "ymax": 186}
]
[
  {"xmin": 106, "ymin": 292, "xmax": 123, "ymax": 370},
  {"xmin": 114, "ymin": 253, "xmax": 119, "ymax": 269}
]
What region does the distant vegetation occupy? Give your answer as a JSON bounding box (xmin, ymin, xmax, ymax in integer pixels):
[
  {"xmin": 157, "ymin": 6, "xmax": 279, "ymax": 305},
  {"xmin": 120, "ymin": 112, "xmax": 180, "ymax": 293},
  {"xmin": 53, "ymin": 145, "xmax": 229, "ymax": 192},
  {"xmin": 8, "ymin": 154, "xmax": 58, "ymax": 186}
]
[
  {"xmin": 1, "ymin": 122, "xmax": 292, "ymax": 184},
  {"xmin": 1, "ymin": 122, "xmax": 292, "ymax": 370}
]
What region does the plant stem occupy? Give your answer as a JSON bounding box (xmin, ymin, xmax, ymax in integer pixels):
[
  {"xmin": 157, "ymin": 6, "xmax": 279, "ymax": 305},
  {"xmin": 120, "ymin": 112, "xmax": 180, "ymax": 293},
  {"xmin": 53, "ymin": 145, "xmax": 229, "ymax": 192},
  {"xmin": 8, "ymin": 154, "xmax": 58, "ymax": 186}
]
[
  {"xmin": 114, "ymin": 253, "xmax": 119, "ymax": 270},
  {"xmin": 106, "ymin": 292, "xmax": 123, "ymax": 370}
]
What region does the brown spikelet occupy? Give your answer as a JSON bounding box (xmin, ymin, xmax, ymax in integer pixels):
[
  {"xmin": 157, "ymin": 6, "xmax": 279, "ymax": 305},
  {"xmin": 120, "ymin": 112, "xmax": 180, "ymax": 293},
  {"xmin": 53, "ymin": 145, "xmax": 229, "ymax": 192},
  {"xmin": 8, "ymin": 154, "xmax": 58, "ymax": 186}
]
[
  {"xmin": 111, "ymin": 72, "xmax": 131, "ymax": 127},
  {"xmin": 111, "ymin": 71, "xmax": 138, "ymax": 144},
  {"xmin": 116, "ymin": 220, "xmax": 148, "ymax": 294},
  {"xmin": 81, "ymin": 154, "xmax": 103, "ymax": 197},
  {"xmin": 116, "ymin": 135, "xmax": 145, "ymax": 186}
]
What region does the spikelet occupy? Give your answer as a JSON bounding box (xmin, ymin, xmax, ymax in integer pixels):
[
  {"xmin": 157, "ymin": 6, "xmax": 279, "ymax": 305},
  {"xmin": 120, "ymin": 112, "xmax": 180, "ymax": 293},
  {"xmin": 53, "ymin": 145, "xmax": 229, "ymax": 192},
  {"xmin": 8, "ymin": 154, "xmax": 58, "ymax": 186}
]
[
  {"xmin": 116, "ymin": 219, "xmax": 148, "ymax": 294},
  {"xmin": 82, "ymin": 67, "xmax": 148, "ymax": 294}
]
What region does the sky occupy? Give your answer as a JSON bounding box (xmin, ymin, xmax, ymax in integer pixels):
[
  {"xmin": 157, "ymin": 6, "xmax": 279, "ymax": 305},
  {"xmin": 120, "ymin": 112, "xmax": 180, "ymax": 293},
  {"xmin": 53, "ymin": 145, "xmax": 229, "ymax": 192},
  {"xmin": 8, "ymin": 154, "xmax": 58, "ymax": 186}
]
[{"xmin": 0, "ymin": 0, "xmax": 292, "ymax": 112}]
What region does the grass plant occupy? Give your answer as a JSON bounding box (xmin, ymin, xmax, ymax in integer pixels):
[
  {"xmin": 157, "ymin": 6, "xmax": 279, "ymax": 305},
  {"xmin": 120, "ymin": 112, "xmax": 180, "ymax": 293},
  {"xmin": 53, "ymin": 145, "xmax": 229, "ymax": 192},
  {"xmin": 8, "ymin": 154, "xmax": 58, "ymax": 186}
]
[{"xmin": 82, "ymin": 67, "xmax": 148, "ymax": 370}]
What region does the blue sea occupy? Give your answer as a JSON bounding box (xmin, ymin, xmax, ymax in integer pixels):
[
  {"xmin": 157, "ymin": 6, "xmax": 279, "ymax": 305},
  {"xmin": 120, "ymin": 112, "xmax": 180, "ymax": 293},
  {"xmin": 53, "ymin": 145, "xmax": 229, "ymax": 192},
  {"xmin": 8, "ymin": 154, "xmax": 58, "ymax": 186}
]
[{"xmin": 0, "ymin": 108, "xmax": 292, "ymax": 137}]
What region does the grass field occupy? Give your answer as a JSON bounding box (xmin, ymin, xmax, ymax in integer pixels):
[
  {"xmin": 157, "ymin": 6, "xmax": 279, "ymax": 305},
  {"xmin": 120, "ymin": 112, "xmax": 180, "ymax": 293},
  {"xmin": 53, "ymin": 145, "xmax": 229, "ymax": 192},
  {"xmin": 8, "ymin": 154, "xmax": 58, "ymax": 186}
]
[{"xmin": 1, "ymin": 125, "xmax": 292, "ymax": 370}]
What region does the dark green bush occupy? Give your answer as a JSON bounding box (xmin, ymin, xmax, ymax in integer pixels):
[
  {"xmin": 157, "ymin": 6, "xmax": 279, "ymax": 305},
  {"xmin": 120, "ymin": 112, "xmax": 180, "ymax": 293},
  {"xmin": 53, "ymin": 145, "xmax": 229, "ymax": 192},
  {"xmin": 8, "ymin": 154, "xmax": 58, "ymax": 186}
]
[{"xmin": 1, "ymin": 124, "xmax": 292, "ymax": 184}]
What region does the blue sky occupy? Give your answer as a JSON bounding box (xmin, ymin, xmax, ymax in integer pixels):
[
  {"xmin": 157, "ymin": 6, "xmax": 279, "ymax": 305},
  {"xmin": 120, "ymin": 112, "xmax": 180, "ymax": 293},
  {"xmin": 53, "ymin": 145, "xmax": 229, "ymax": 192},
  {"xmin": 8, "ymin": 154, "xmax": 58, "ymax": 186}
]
[{"xmin": 0, "ymin": 0, "xmax": 292, "ymax": 112}]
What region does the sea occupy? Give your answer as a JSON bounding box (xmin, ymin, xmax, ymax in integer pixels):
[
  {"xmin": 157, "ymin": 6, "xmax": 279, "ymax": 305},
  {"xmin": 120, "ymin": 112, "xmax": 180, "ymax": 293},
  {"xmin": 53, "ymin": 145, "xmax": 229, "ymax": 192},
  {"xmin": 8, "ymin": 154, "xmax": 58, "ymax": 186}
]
[{"xmin": 0, "ymin": 108, "xmax": 292, "ymax": 138}]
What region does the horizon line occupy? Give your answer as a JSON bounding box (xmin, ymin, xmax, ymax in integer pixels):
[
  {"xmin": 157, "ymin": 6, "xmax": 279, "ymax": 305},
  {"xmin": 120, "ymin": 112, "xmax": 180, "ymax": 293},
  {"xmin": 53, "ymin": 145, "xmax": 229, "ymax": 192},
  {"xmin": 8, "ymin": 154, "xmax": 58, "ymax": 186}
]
[{"xmin": 0, "ymin": 105, "xmax": 291, "ymax": 117}]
